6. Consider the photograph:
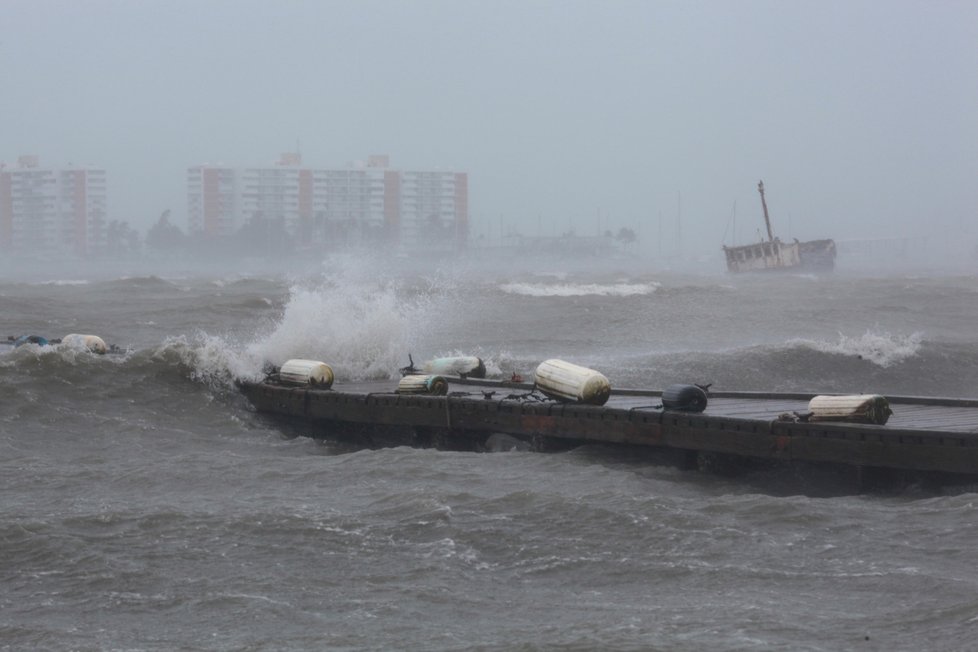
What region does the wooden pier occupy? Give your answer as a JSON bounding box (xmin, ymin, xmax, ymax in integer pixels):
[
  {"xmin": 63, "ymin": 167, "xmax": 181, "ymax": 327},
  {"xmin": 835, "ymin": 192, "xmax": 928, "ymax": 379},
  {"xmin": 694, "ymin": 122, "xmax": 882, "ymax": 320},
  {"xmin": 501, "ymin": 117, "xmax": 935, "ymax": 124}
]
[{"xmin": 240, "ymin": 377, "xmax": 978, "ymax": 481}]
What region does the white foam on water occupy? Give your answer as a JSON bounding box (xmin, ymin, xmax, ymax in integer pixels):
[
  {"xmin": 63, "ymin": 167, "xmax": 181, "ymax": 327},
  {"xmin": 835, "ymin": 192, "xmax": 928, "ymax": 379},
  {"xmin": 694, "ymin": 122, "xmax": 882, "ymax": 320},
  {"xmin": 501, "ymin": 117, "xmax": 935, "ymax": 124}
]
[
  {"xmin": 38, "ymin": 280, "xmax": 91, "ymax": 286},
  {"xmin": 499, "ymin": 282, "xmax": 659, "ymax": 297},
  {"xmin": 0, "ymin": 338, "xmax": 134, "ymax": 372},
  {"xmin": 793, "ymin": 330, "xmax": 924, "ymax": 367}
]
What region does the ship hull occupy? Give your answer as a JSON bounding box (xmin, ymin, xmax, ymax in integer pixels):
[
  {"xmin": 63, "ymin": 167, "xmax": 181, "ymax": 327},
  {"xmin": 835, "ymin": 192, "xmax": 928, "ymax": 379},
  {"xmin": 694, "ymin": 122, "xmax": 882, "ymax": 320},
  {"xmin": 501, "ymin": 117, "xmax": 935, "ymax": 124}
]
[{"xmin": 724, "ymin": 238, "xmax": 835, "ymax": 273}]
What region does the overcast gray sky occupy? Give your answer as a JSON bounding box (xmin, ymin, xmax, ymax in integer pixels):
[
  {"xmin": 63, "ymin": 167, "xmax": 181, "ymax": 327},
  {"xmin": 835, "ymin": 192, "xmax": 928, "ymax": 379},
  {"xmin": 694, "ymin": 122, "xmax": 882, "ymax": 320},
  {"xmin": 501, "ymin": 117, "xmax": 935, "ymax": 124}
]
[{"xmin": 3, "ymin": 0, "xmax": 976, "ymax": 257}]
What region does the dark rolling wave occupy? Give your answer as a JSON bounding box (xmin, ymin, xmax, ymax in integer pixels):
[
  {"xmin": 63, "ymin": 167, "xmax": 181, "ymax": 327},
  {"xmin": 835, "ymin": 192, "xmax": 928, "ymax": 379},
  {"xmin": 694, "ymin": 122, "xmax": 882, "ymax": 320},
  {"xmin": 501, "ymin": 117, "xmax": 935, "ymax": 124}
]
[{"xmin": 603, "ymin": 338, "xmax": 978, "ymax": 397}]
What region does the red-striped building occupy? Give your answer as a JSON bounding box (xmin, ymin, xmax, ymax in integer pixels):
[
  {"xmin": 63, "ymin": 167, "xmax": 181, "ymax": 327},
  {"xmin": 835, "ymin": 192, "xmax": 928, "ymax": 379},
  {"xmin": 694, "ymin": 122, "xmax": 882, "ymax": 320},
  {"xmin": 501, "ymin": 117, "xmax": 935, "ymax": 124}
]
[{"xmin": 0, "ymin": 156, "xmax": 107, "ymax": 256}]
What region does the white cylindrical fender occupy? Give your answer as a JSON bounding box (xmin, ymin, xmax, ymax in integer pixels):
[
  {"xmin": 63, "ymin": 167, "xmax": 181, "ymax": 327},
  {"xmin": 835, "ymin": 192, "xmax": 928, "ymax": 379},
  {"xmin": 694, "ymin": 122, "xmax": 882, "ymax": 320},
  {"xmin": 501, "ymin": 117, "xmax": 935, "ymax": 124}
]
[
  {"xmin": 278, "ymin": 359, "xmax": 334, "ymax": 387},
  {"xmin": 534, "ymin": 359, "xmax": 611, "ymax": 406},
  {"xmin": 61, "ymin": 333, "xmax": 108, "ymax": 354},
  {"xmin": 422, "ymin": 356, "xmax": 486, "ymax": 378},
  {"xmin": 397, "ymin": 374, "xmax": 449, "ymax": 396},
  {"xmin": 808, "ymin": 394, "xmax": 892, "ymax": 425}
]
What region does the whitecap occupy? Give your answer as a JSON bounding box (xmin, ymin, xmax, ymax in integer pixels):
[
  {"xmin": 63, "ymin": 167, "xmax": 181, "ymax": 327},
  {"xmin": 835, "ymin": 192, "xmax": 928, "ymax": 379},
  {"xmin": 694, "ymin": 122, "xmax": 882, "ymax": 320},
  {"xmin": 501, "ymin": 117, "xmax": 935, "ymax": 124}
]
[
  {"xmin": 499, "ymin": 282, "xmax": 659, "ymax": 297},
  {"xmin": 793, "ymin": 330, "xmax": 923, "ymax": 367},
  {"xmin": 39, "ymin": 279, "xmax": 90, "ymax": 286}
]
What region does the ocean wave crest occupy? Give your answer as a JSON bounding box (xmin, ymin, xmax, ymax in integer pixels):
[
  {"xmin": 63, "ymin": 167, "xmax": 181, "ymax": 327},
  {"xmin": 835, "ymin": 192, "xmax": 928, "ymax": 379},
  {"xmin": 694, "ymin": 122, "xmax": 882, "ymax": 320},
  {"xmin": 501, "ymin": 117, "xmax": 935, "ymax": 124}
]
[
  {"xmin": 38, "ymin": 279, "xmax": 91, "ymax": 286},
  {"xmin": 499, "ymin": 282, "xmax": 659, "ymax": 297},
  {"xmin": 0, "ymin": 339, "xmax": 130, "ymax": 366},
  {"xmin": 154, "ymin": 333, "xmax": 255, "ymax": 387},
  {"xmin": 791, "ymin": 330, "xmax": 923, "ymax": 368}
]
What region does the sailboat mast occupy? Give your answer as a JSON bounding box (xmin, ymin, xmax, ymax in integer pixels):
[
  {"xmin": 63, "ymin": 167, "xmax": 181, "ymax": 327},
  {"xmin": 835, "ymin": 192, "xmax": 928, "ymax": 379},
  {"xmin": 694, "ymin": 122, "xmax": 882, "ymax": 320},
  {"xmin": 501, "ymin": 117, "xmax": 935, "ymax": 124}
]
[{"xmin": 758, "ymin": 180, "xmax": 774, "ymax": 241}]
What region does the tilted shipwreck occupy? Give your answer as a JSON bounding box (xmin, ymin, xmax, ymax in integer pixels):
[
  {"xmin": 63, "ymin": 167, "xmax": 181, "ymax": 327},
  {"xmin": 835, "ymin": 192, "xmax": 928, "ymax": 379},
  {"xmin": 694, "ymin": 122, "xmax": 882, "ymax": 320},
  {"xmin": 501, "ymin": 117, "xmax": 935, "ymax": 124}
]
[{"xmin": 723, "ymin": 181, "xmax": 836, "ymax": 273}]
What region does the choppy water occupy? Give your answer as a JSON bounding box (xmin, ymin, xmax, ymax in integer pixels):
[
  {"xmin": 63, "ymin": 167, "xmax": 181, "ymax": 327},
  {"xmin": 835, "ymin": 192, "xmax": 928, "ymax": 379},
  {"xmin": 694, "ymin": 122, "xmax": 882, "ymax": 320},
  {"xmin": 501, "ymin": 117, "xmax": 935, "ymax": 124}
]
[{"xmin": 3, "ymin": 255, "xmax": 978, "ymax": 650}]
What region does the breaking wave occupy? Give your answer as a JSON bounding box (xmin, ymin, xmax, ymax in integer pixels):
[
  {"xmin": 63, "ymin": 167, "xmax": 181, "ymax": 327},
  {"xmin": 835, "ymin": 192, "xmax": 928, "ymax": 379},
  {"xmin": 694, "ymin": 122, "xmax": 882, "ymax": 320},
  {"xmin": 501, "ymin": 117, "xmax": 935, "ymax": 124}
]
[
  {"xmin": 151, "ymin": 271, "xmax": 457, "ymax": 388},
  {"xmin": 499, "ymin": 282, "xmax": 659, "ymax": 297},
  {"xmin": 791, "ymin": 330, "xmax": 923, "ymax": 368},
  {"xmin": 604, "ymin": 329, "xmax": 945, "ymax": 395},
  {"xmin": 154, "ymin": 333, "xmax": 253, "ymax": 387},
  {"xmin": 243, "ymin": 280, "xmax": 432, "ymax": 381},
  {"xmin": 38, "ymin": 279, "xmax": 91, "ymax": 286}
]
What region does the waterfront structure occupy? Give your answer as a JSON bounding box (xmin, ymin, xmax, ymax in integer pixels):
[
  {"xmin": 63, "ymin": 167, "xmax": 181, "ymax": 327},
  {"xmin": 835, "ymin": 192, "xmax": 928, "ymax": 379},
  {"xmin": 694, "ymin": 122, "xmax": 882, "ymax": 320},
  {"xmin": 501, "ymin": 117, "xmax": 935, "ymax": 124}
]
[
  {"xmin": 187, "ymin": 154, "xmax": 468, "ymax": 251},
  {"xmin": 0, "ymin": 156, "xmax": 108, "ymax": 256},
  {"xmin": 242, "ymin": 374, "xmax": 978, "ymax": 485}
]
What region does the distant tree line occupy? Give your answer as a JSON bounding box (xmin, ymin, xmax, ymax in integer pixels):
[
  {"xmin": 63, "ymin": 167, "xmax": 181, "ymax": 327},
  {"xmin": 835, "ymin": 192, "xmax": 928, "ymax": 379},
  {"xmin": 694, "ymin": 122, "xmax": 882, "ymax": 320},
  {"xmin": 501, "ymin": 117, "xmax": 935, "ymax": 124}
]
[
  {"xmin": 140, "ymin": 210, "xmax": 631, "ymax": 258},
  {"xmin": 143, "ymin": 210, "xmax": 399, "ymax": 258}
]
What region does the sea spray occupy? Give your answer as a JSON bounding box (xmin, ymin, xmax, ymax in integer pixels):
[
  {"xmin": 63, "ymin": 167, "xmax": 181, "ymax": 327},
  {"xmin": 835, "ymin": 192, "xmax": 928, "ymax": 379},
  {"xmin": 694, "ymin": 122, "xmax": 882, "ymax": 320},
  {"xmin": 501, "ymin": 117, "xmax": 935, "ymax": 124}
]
[
  {"xmin": 159, "ymin": 269, "xmax": 467, "ymax": 387},
  {"xmin": 246, "ymin": 282, "xmax": 422, "ymax": 381}
]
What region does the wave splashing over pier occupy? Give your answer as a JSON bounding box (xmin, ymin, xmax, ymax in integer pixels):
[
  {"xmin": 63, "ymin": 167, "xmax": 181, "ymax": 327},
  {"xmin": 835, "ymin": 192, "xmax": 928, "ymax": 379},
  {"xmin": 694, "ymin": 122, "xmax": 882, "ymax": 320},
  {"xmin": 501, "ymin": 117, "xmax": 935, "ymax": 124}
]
[{"xmin": 244, "ymin": 279, "xmax": 430, "ymax": 381}]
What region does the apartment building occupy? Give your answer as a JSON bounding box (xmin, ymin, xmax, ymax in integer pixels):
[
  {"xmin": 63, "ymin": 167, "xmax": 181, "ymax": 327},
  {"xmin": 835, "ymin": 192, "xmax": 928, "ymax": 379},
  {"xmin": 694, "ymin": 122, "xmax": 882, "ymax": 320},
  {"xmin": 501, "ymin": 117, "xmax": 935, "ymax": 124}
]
[
  {"xmin": 400, "ymin": 169, "xmax": 468, "ymax": 247},
  {"xmin": 187, "ymin": 154, "xmax": 468, "ymax": 250},
  {"xmin": 0, "ymin": 156, "xmax": 108, "ymax": 256}
]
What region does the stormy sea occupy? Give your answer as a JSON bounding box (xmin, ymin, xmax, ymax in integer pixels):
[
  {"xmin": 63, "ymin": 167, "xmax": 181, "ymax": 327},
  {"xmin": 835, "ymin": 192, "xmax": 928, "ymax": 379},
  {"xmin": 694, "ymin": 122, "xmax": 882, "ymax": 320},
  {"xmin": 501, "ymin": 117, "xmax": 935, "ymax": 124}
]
[{"xmin": 3, "ymin": 254, "xmax": 978, "ymax": 651}]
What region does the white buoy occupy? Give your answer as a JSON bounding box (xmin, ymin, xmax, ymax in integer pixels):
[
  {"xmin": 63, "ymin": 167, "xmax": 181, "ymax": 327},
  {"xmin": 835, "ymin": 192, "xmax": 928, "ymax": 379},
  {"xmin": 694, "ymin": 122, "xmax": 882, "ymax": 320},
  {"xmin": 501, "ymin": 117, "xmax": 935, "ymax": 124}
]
[
  {"xmin": 808, "ymin": 394, "xmax": 892, "ymax": 425},
  {"xmin": 278, "ymin": 359, "xmax": 334, "ymax": 387},
  {"xmin": 534, "ymin": 359, "xmax": 611, "ymax": 406},
  {"xmin": 61, "ymin": 333, "xmax": 108, "ymax": 354},
  {"xmin": 422, "ymin": 356, "xmax": 486, "ymax": 378},
  {"xmin": 397, "ymin": 374, "xmax": 449, "ymax": 396}
]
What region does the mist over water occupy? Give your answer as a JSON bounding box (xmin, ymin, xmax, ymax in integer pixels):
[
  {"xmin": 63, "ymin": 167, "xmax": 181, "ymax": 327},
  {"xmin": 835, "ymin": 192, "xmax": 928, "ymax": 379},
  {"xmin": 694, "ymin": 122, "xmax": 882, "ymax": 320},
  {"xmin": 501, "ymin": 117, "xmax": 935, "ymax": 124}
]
[{"xmin": 3, "ymin": 256, "xmax": 978, "ymax": 650}]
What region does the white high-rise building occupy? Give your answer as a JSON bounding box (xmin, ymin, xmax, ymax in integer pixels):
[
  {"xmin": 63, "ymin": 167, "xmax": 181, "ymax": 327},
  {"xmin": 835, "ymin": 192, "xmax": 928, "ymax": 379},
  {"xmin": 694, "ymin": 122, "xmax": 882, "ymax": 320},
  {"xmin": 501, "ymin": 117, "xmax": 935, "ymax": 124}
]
[{"xmin": 0, "ymin": 156, "xmax": 108, "ymax": 256}]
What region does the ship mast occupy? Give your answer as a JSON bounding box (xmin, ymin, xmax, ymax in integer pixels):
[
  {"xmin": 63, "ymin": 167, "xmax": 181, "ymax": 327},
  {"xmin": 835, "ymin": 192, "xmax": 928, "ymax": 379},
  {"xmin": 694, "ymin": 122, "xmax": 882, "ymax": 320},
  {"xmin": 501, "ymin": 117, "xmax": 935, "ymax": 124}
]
[{"xmin": 758, "ymin": 180, "xmax": 774, "ymax": 241}]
